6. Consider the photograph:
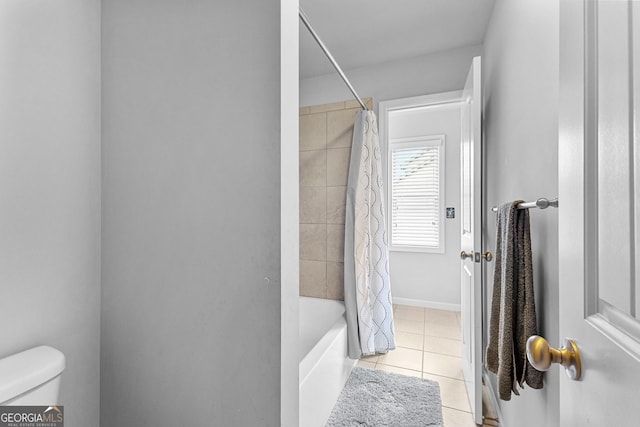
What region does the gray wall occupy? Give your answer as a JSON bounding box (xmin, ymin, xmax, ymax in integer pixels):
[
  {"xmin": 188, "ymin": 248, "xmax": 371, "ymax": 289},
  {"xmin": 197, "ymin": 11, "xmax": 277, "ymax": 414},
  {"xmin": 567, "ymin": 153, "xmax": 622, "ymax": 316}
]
[
  {"xmin": 101, "ymin": 1, "xmax": 282, "ymax": 426},
  {"xmin": 300, "ymin": 45, "xmax": 482, "ymax": 113},
  {"xmin": 482, "ymin": 1, "xmax": 559, "ymax": 426},
  {"xmin": 0, "ymin": 1, "xmax": 101, "ymax": 426}
]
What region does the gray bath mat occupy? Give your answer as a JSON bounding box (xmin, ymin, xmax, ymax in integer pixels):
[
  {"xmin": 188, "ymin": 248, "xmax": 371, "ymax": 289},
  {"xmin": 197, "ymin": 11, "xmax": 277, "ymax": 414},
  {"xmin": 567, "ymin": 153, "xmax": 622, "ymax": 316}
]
[{"xmin": 326, "ymin": 367, "xmax": 443, "ymax": 427}]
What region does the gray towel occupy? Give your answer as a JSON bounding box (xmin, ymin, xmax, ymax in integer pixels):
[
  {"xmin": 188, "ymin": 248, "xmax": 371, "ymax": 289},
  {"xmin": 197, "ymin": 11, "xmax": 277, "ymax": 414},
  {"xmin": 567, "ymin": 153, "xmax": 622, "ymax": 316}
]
[{"xmin": 486, "ymin": 201, "xmax": 543, "ymax": 401}]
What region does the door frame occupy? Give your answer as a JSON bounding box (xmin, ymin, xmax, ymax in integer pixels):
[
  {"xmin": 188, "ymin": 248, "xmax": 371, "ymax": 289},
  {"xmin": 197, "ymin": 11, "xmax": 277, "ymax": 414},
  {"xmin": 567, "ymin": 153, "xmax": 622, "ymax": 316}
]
[
  {"xmin": 281, "ymin": 0, "xmax": 300, "ymax": 426},
  {"xmin": 379, "ymin": 90, "xmax": 464, "ymax": 258}
]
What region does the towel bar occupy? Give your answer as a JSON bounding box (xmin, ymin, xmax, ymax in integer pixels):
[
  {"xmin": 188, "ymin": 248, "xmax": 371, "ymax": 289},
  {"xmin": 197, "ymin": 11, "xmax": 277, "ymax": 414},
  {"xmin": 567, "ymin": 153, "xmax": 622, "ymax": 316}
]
[{"xmin": 491, "ymin": 197, "xmax": 558, "ymax": 212}]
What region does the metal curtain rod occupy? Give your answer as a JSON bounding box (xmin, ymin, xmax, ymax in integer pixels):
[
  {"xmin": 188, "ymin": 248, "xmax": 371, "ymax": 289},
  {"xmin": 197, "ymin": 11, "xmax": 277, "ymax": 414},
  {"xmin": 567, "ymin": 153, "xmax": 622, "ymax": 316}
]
[
  {"xmin": 299, "ymin": 8, "xmax": 368, "ymax": 111},
  {"xmin": 491, "ymin": 197, "xmax": 559, "ymax": 212}
]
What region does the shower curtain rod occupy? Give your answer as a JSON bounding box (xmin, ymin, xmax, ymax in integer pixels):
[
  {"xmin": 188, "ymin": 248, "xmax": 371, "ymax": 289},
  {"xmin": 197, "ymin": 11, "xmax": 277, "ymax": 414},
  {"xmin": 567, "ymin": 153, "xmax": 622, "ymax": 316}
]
[{"xmin": 299, "ymin": 8, "xmax": 368, "ymax": 111}]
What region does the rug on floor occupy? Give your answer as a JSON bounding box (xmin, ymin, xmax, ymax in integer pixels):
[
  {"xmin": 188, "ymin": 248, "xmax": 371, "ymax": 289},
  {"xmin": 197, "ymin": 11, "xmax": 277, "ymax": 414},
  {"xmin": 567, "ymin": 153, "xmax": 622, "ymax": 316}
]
[{"xmin": 326, "ymin": 367, "xmax": 443, "ymax": 427}]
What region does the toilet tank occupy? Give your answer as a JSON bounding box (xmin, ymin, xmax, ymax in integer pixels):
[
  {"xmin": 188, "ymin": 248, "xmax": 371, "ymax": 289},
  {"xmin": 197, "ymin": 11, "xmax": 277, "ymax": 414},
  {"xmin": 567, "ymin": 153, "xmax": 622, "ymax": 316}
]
[{"xmin": 0, "ymin": 346, "xmax": 65, "ymax": 405}]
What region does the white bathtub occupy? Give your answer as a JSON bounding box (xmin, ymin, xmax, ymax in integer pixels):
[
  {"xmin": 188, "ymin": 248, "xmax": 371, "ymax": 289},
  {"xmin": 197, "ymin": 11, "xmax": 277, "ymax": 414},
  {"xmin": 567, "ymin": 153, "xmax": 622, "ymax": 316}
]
[{"xmin": 299, "ymin": 296, "xmax": 357, "ymax": 427}]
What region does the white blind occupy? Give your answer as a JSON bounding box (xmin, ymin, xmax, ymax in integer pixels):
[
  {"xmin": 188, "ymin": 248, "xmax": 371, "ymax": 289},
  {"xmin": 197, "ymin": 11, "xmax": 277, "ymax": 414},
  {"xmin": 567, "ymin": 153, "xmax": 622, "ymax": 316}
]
[{"xmin": 390, "ymin": 141, "xmax": 442, "ymax": 249}]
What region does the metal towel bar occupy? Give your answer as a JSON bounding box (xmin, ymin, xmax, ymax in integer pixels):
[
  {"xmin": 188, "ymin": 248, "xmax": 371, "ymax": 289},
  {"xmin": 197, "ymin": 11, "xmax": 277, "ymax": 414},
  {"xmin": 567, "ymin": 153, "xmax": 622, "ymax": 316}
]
[{"xmin": 491, "ymin": 197, "xmax": 558, "ymax": 212}]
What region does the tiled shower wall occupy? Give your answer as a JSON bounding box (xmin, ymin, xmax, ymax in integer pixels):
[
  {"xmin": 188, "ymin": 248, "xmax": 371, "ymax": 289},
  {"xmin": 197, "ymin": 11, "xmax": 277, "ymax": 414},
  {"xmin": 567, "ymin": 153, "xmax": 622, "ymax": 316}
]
[{"xmin": 299, "ymin": 98, "xmax": 373, "ymax": 300}]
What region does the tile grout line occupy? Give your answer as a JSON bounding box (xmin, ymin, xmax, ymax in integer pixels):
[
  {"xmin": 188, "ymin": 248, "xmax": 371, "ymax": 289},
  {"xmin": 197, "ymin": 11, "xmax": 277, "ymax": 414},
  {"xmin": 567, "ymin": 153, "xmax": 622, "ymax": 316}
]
[{"xmin": 323, "ymin": 114, "xmax": 328, "ymax": 298}]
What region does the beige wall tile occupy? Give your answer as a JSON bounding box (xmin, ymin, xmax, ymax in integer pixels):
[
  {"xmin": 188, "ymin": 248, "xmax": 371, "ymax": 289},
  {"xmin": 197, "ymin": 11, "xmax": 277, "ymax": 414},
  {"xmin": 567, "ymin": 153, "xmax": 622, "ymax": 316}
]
[
  {"xmin": 327, "ymin": 108, "xmax": 358, "ymax": 149},
  {"xmin": 326, "ymin": 261, "xmax": 344, "ymax": 300},
  {"xmin": 345, "ymin": 97, "xmax": 373, "ymax": 110},
  {"xmin": 300, "ymin": 260, "xmax": 326, "ymax": 298},
  {"xmin": 326, "ymin": 224, "xmax": 345, "ymax": 262},
  {"xmin": 300, "ymin": 187, "xmax": 326, "ymax": 224},
  {"xmin": 365, "ymin": 98, "xmax": 373, "ymax": 110},
  {"xmin": 299, "ymin": 112, "xmax": 326, "ymax": 151},
  {"xmin": 309, "ymin": 101, "xmax": 345, "ymax": 114},
  {"xmin": 344, "ymin": 99, "xmax": 361, "ymax": 109},
  {"xmin": 326, "ymin": 186, "xmax": 346, "ymax": 224},
  {"xmin": 299, "ymin": 149, "xmax": 326, "ymax": 187},
  {"xmin": 300, "ymin": 224, "xmax": 326, "ymax": 261},
  {"xmin": 299, "ymin": 98, "xmax": 372, "ymax": 301},
  {"xmin": 327, "ymin": 147, "xmax": 350, "ymax": 186}
]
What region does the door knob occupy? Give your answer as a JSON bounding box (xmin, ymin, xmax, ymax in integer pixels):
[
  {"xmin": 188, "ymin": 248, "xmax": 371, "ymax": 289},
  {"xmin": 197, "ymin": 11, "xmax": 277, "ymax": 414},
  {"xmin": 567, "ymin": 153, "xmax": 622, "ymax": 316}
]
[
  {"xmin": 526, "ymin": 335, "xmax": 582, "ymax": 381},
  {"xmin": 460, "ymin": 251, "xmax": 473, "ymax": 260},
  {"xmin": 481, "ymin": 251, "xmax": 493, "ymax": 262}
]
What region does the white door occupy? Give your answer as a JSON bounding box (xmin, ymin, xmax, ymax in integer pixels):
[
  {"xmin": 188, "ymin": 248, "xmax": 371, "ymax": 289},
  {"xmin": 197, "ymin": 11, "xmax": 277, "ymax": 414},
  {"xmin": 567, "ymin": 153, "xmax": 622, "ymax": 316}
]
[
  {"xmin": 558, "ymin": 1, "xmax": 640, "ymax": 424},
  {"xmin": 460, "ymin": 56, "xmax": 482, "ymax": 426}
]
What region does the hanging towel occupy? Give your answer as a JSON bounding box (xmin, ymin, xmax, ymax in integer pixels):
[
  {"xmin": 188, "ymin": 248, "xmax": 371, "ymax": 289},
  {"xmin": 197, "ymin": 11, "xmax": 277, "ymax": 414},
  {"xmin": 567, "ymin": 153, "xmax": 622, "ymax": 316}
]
[
  {"xmin": 344, "ymin": 110, "xmax": 395, "ymax": 359},
  {"xmin": 486, "ymin": 201, "xmax": 543, "ymax": 401}
]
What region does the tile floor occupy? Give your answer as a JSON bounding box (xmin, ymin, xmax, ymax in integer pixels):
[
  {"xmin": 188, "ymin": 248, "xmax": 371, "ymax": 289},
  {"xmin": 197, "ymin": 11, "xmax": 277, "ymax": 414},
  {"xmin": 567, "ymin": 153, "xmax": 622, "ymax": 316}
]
[{"xmin": 356, "ymin": 304, "xmax": 495, "ymax": 427}]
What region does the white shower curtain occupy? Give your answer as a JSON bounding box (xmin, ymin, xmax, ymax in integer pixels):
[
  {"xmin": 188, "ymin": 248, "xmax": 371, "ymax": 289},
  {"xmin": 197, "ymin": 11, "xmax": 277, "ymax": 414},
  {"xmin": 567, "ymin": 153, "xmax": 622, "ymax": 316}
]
[{"xmin": 344, "ymin": 110, "xmax": 395, "ymax": 359}]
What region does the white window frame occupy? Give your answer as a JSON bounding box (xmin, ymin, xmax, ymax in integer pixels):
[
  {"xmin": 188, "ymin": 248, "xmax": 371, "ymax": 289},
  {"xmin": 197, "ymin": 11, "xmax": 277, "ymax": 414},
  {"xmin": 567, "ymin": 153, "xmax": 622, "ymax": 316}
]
[
  {"xmin": 379, "ymin": 91, "xmax": 463, "ymax": 254},
  {"xmin": 388, "ymin": 135, "xmax": 445, "ymax": 253}
]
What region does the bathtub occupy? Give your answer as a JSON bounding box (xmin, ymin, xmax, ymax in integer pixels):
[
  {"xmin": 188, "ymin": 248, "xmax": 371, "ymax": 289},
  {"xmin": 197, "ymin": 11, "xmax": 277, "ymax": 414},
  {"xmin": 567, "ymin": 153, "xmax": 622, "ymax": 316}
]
[{"xmin": 299, "ymin": 296, "xmax": 357, "ymax": 427}]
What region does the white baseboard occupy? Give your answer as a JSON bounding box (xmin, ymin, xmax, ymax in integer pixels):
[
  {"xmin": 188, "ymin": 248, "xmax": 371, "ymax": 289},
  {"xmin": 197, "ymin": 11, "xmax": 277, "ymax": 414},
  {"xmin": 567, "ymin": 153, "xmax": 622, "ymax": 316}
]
[
  {"xmin": 393, "ymin": 297, "xmax": 461, "ymax": 312},
  {"xmin": 483, "ymin": 368, "xmax": 505, "ymax": 427}
]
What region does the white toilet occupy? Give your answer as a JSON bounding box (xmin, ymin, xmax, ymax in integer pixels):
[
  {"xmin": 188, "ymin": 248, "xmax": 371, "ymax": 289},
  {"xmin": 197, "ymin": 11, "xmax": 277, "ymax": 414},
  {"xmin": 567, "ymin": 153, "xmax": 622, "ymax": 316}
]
[{"xmin": 0, "ymin": 346, "xmax": 65, "ymax": 405}]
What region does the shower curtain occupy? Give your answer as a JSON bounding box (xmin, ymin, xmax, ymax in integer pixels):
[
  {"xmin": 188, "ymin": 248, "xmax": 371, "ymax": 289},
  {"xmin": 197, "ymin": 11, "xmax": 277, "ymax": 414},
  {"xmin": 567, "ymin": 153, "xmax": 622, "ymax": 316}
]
[{"xmin": 344, "ymin": 110, "xmax": 395, "ymax": 359}]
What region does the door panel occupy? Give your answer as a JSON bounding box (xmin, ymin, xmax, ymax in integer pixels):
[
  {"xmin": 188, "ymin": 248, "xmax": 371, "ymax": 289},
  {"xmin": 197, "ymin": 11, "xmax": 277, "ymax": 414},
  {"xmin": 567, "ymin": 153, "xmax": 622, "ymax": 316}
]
[
  {"xmin": 460, "ymin": 56, "xmax": 482, "ymax": 426},
  {"xmin": 559, "ymin": 1, "xmax": 640, "ymax": 424}
]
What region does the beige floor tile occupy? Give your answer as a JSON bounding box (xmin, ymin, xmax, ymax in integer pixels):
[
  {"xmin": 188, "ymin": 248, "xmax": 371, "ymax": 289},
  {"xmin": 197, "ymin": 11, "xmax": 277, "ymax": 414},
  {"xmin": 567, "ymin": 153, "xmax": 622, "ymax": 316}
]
[
  {"xmin": 395, "ymin": 331, "xmax": 424, "ymax": 350},
  {"xmin": 423, "ymin": 352, "xmax": 464, "ymax": 380},
  {"xmin": 425, "ymin": 318, "xmax": 462, "ymax": 340},
  {"xmin": 441, "ymin": 406, "xmax": 476, "ymax": 427},
  {"xmin": 394, "ymin": 307, "xmax": 425, "ymax": 322},
  {"xmin": 423, "ymin": 335, "xmax": 462, "ymax": 357},
  {"xmin": 395, "ymin": 318, "xmax": 425, "ymax": 335},
  {"xmin": 356, "ymin": 360, "xmax": 376, "ymax": 369},
  {"xmin": 423, "ymin": 373, "xmax": 471, "ymax": 413},
  {"xmin": 424, "ymin": 308, "xmax": 459, "ymax": 324},
  {"xmin": 377, "ymin": 347, "xmax": 423, "ymax": 371},
  {"xmin": 424, "ymin": 306, "xmax": 458, "ymax": 316},
  {"xmin": 395, "ymin": 304, "xmax": 425, "ymax": 312},
  {"xmin": 360, "ymin": 354, "xmax": 379, "ymax": 363},
  {"xmin": 375, "ymin": 364, "xmax": 422, "ymax": 379}
]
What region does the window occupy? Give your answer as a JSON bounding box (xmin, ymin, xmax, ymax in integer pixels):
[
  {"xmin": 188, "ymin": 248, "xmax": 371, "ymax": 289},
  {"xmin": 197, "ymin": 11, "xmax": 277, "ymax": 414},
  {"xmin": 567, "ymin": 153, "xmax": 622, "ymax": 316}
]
[{"xmin": 388, "ymin": 136, "xmax": 445, "ymax": 252}]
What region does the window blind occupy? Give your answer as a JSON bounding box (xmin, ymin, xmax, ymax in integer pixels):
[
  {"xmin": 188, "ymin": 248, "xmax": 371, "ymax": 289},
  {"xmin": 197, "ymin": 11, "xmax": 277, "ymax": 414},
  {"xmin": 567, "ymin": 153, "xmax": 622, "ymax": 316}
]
[{"xmin": 390, "ymin": 141, "xmax": 442, "ymax": 249}]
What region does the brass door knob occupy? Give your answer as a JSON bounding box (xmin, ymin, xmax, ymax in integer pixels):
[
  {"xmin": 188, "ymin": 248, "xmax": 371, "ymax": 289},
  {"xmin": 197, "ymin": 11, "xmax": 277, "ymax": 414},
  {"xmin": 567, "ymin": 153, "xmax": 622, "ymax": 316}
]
[
  {"xmin": 460, "ymin": 251, "xmax": 473, "ymax": 260},
  {"xmin": 526, "ymin": 335, "xmax": 582, "ymax": 381},
  {"xmin": 482, "ymin": 251, "xmax": 493, "ymax": 262}
]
